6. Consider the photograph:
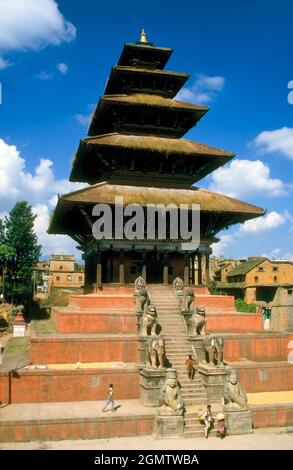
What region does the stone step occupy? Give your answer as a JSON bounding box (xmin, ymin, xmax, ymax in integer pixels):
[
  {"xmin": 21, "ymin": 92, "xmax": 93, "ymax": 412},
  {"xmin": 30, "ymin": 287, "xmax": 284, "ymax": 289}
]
[
  {"xmin": 181, "ymin": 391, "xmax": 206, "ymax": 397},
  {"xmin": 165, "ymin": 350, "xmax": 191, "ymax": 354},
  {"xmin": 184, "ymin": 416, "xmax": 201, "ymax": 424},
  {"xmin": 178, "ymin": 384, "xmax": 203, "ymax": 390},
  {"xmin": 184, "ymin": 398, "xmax": 207, "ymax": 405}
]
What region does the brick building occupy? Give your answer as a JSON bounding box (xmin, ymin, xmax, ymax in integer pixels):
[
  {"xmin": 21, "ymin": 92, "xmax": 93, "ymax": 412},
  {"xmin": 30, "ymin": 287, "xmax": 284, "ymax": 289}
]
[
  {"xmin": 218, "ymin": 257, "xmax": 293, "ymax": 303},
  {"xmin": 49, "ymin": 255, "xmax": 84, "ymax": 290}
]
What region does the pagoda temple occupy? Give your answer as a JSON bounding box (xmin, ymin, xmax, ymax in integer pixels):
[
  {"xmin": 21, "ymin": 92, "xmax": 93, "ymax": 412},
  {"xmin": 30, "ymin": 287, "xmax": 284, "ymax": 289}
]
[{"xmin": 49, "ymin": 31, "xmax": 264, "ymax": 288}]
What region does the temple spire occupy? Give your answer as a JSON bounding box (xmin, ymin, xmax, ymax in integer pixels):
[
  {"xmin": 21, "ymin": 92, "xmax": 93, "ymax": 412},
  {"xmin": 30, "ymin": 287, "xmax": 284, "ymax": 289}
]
[{"xmin": 140, "ymin": 28, "xmax": 147, "ymax": 43}]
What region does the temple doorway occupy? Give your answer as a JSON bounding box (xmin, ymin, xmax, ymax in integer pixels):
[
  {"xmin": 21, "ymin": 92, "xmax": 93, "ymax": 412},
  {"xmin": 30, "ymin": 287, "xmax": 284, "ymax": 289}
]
[{"xmin": 146, "ymin": 252, "xmax": 163, "ymax": 283}]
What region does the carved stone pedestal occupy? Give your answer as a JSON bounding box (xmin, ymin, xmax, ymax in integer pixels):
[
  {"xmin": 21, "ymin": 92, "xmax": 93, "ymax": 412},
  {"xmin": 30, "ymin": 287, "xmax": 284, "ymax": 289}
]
[
  {"xmin": 140, "ymin": 367, "xmax": 166, "ymax": 407},
  {"xmin": 138, "ymin": 336, "xmax": 148, "ymax": 365},
  {"xmin": 188, "ymin": 336, "xmax": 206, "ymax": 363},
  {"xmin": 198, "ymin": 364, "xmax": 229, "ymax": 403},
  {"xmin": 153, "ymin": 414, "xmax": 184, "ymax": 438},
  {"xmin": 182, "ymin": 311, "xmax": 193, "ymax": 330},
  {"xmin": 224, "ymin": 408, "xmax": 253, "ymax": 435}
]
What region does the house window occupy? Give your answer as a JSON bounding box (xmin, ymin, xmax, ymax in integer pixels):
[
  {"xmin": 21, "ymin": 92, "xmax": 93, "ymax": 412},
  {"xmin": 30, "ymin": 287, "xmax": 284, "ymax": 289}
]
[
  {"xmin": 258, "ymin": 267, "xmax": 264, "ymax": 272},
  {"xmin": 288, "ymin": 290, "xmax": 292, "ymax": 295},
  {"xmin": 272, "ymin": 267, "xmax": 278, "ymax": 272},
  {"xmin": 274, "ymin": 276, "xmax": 278, "ymax": 282},
  {"xmin": 56, "ymin": 276, "xmax": 60, "ymax": 281},
  {"xmin": 254, "ymin": 276, "xmax": 258, "ymax": 283},
  {"xmin": 67, "ymin": 275, "xmax": 72, "ymax": 282},
  {"xmin": 78, "ymin": 276, "xmax": 83, "ymax": 282},
  {"xmin": 60, "ymin": 265, "xmax": 63, "ymax": 270}
]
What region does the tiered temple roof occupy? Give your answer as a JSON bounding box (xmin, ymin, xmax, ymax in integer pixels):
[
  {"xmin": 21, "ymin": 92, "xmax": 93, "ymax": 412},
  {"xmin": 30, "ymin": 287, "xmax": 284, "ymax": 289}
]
[{"xmin": 49, "ymin": 32, "xmax": 264, "ymax": 249}]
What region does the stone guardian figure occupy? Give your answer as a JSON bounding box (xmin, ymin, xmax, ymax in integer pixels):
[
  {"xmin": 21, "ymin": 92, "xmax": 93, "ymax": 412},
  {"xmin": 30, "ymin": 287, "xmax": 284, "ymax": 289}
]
[
  {"xmin": 223, "ymin": 369, "xmax": 248, "ymax": 411},
  {"xmin": 159, "ymin": 369, "xmax": 184, "ymax": 416},
  {"xmin": 188, "ymin": 306, "xmax": 207, "ymax": 335},
  {"xmin": 140, "ymin": 304, "xmax": 158, "ymax": 336}
]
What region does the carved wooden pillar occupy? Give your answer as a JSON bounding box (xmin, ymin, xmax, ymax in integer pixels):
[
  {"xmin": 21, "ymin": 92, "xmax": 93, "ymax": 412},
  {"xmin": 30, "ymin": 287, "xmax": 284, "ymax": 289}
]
[
  {"xmin": 142, "ymin": 251, "xmax": 147, "ymax": 281},
  {"xmin": 198, "ymin": 253, "xmax": 203, "ymax": 285},
  {"xmin": 119, "ymin": 251, "xmax": 125, "ymax": 285},
  {"xmin": 205, "ymin": 253, "xmax": 210, "ymax": 286},
  {"xmin": 96, "ymin": 251, "xmax": 102, "ymax": 287},
  {"xmin": 163, "ymin": 252, "xmax": 169, "ymax": 285},
  {"xmin": 191, "ymin": 253, "xmax": 195, "ymax": 285},
  {"xmin": 184, "ymin": 253, "xmax": 189, "ymax": 285}
]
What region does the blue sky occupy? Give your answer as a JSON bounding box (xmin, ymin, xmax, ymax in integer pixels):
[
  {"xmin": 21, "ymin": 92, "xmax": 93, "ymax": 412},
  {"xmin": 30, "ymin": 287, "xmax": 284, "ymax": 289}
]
[{"xmin": 0, "ymin": 0, "xmax": 292, "ymax": 260}]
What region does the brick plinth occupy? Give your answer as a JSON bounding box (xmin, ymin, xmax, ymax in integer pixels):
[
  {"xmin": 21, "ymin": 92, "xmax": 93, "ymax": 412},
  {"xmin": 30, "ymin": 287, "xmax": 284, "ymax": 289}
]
[
  {"xmin": 195, "ymin": 294, "xmax": 235, "ymax": 311},
  {"xmin": 234, "ymin": 361, "xmax": 293, "ymax": 393},
  {"xmin": 69, "ymin": 294, "xmax": 134, "ymax": 309},
  {"xmin": 207, "ymin": 312, "xmax": 263, "ymax": 332},
  {"xmin": 0, "ymin": 367, "xmax": 140, "ymax": 404},
  {"xmin": 54, "ymin": 309, "xmax": 137, "ymax": 334},
  {"xmin": 251, "ymin": 403, "xmax": 293, "ymax": 428},
  {"xmin": 0, "ymin": 415, "xmax": 154, "ymax": 443},
  {"xmin": 30, "ymin": 335, "xmax": 139, "ymax": 364},
  {"xmin": 223, "ymin": 333, "xmax": 293, "ymax": 361}
]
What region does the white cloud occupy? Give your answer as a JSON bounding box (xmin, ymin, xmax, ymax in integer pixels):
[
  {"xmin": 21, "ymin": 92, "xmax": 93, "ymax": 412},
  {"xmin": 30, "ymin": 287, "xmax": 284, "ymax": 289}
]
[
  {"xmin": 0, "ymin": 57, "xmax": 11, "ymax": 70},
  {"xmin": 36, "ymin": 70, "xmax": 54, "ymax": 81},
  {"xmin": 57, "ymin": 62, "xmax": 68, "ymax": 74},
  {"xmin": 0, "ymin": 138, "xmax": 86, "ymax": 257},
  {"xmin": 212, "ymin": 211, "xmax": 292, "ymax": 258},
  {"xmin": 208, "ymin": 159, "xmax": 286, "ymax": 198},
  {"xmin": 0, "ymin": 0, "xmax": 76, "ymax": 65},
  {"xmin": 74, "ymin": 113, "xmax": 91, "ymax": 126},
  {"xmin": 238, "ymin": 211, "xmax": 288, "ymax": 235},
  {"xmin": 262, "ymin": 248, "xmax": 293, "ymax": 261},
  {"xmin": 74, "ymin": 103, "xmax": 95, "ymax": 127},
  {"xmin": 176, "ymin": 73, "xmax": 225, "ymax": 105},
  {"xmin": 254, "ymin": 127, "xmax": 293, "ymax": 160},
  {"xmin": 212, "ymin": 234, "xmax": 234, "ymax": 257},
  {"xmin": 32, "ymin": 204, "xmax": 79, "ymax": 257}
]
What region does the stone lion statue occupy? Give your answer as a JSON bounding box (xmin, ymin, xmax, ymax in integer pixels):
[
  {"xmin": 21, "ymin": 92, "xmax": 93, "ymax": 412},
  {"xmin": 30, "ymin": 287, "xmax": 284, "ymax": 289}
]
[
  {"xmin": 136, "ymin": 286, "xmax": 150, "ymax": 314},
  {"xmin": 146, "ymin": 335, "xmax": 166, "ymax": 369},
  {"xmin": 140, "ymin": 304, "xmax": 158, "ymax": 336},
  {"xmin": 188, "ymin": 306, "xmax": 206, "ymax": 336},
  {"xmin": 159, "ymin": 369, "xmax": 184, "ymax": 416},
  {"xmin": 203, "ymin": 336, "xmax": 224, "ymax": 366},
  {"xmin": 224, "ymin": 369, "xmax": 248, "ymax": 411}
]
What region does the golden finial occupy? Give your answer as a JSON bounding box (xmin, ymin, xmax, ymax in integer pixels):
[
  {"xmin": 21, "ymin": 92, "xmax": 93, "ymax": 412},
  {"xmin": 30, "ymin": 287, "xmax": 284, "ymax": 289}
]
[{"xmin": 140, "ymin": 28, "xmax": 147, "ymax": 43}]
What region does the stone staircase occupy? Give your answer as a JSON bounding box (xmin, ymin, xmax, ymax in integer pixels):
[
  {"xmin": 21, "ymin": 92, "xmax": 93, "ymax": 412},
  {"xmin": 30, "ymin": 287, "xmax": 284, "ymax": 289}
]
[{"xmin": 147, "ymin": 285, "xmax": 208, "ymax": 437}]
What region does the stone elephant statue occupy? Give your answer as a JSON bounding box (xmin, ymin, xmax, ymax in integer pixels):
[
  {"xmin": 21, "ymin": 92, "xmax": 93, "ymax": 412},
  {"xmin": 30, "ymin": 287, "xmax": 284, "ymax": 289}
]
[
  {"xmin": 146, "ymin": 335, "xmax": 166, "ymax": 368},
  {"xmin": 140, "ymin": 304, "xmax": 158, "ymax": 336},
  {"xmin": 188, "ymin": 306, "xmax": 206, "ymax": 336}
]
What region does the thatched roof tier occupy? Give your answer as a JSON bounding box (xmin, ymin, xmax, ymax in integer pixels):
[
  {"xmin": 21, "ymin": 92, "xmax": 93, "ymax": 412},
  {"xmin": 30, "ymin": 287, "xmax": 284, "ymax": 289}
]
[
  {"xmin": 70, "ymin": 133, "xmax": 234, "ymax": 184},
  {"xmin": 48, "ymin": 183, "xmax": 265, "ymax": 241},
  {"xmin": 118, "ymin": 43, "xmax": 173, "ymax": 69},
  {"xmin": 104, "ymin": 66, "xmax": 189, "ymax": 98},
  {"xmin": 88, "ymin": 93, "xmax": 208, "ymax": 137}
]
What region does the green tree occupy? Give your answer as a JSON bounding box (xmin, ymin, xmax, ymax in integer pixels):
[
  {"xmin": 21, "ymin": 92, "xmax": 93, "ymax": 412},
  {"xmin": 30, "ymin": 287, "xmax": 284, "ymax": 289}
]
[{"xmin": 4, "ymin": 201, "xmax": 41, "ymax": 310}]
